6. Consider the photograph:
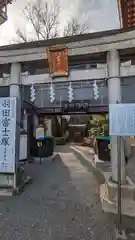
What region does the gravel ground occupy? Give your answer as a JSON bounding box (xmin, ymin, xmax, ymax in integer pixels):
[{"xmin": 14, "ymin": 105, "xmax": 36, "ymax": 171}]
[{"xmin": 0, "ymin": 145, "xmax": 117, "ymax": 240}]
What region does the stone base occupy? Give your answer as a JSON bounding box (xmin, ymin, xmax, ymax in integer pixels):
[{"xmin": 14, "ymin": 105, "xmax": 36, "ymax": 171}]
[
  {"xmin": 13, "ymin": 176, "xmax": 32, "ymax": 195},
  {"xmin": 115, "ymin": 229, "xmax": 127, "ymax": 240},
  {"xmin": 93, "ymin": 154, "xmax": 104, "ymax": 165},
  {"xmin": 100, "ymin": 173, "xmax": 135, "ymax": 217},
  {"xmin": 93, "ymin": 154, "xmax": 111, "ymax": 170},
  {"xmin": 93, "ymin": 154, "xmax": 107, "ymax": 168},
  {"xmin": 0, "ymin": 176, "xmax": 32, "ymax": 196}
]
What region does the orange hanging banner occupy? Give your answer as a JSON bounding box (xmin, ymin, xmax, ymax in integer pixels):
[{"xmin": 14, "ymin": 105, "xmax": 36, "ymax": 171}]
[{"xmin": 47, "ymin": 45, "xmax": 68, "ymax": 78}]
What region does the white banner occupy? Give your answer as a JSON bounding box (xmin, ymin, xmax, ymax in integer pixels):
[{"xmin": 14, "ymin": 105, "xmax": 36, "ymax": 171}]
[
  {"xmin": 0, "ymin": 97, "xmax": 16, "ymax": 173},
  {"xmin": 109, "ymin": 103, "xmax": 135, "ymax": 136}
]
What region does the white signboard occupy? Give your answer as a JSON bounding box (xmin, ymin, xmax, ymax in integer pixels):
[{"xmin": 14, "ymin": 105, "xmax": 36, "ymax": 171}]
[
  {"xmin": 109, "ymin": 104, "xmax": 135, "ymax": 136},
  {"xmin": 0, "ymin": 98, "xmax": 16, "ymax": 173}
]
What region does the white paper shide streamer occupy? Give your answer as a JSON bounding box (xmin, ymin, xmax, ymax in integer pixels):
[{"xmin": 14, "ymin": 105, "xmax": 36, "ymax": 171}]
[
  {"xmin": 30, "ymin": 84, "xmax": 36, "ymax": 102},
  {"xmin": 93, "ymin": 80, "xmax": 99, "ymax": 100},
  {"xmin": 49, "ymin": 83, "xmax": 55, "ymax": 103},
  {"xmin": 68, "ymin": 82, "xmax": 74, "ymax": 102}
]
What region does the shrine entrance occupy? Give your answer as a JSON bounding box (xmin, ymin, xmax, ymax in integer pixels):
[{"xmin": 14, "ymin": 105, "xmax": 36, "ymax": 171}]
[{"xmin": 37, "ymin": 100, "xmax": 108, "ymax": 144}]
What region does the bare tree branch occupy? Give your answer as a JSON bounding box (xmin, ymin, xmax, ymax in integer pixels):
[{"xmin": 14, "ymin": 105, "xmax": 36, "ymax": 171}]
[
  {"xmin": 63, "ymin": 18, "xmax": 89, "ymax": 37},
  {"xmin": 15, "ymin": 0, "xmax": 60, "ymax": 42},
  {"xmin": 16, "ymin": 29, "xmax": 28, "ymax": 42},
  {"xmin": 15, "ymin": 0, "xmax": 89, "ymax": 42},
  {"xmin": 36, "ymin": 1, "xmax": 60, "ymax": 39},
  {"xmin": 22, "ymin": 0, "xmax": 44, "ymax": 40}
]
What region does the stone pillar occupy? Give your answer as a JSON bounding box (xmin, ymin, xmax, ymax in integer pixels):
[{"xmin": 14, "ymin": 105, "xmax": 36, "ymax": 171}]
[
  {"xmin": 33, "ymin": 114, "xmax": 38, "ymax": 137},
  {"xmin": 46, "ymin": 119, "xmax": 52, "ymax": 136},
  {"xmin": 107, "ymin": 49, "xmax": 126, "ymax": 183},
  {"xmin": 23, "ymin": 110, "xmax": 28, "ymax": 132},
  {"xmin": 10, "ymin": 63, "xmax": 21, "ymax": 185}
]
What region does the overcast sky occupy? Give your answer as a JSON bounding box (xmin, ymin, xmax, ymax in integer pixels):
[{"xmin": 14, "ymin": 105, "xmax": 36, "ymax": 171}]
[{"xmin": 0, "ymin": 0, "xmax": 120, "ymax": 45}]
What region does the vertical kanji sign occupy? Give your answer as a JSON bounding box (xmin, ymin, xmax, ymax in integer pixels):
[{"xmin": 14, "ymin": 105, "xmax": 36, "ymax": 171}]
[
  {"xmin": 0, "ymin": 97, "xmax": 16, "ymax": 173},
  {"xmin": 47, "ymin": 45, "xmax": 68, "ymax": 78}
]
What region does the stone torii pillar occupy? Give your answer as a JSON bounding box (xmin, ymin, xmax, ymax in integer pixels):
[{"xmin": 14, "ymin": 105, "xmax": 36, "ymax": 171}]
[
  {"xmin": 10, "ymin": 63, "xmax": 21, "ymax": 188},
  {"xmin": 107, "ymin": 49, "xmax": 126, "ymax": 184}
]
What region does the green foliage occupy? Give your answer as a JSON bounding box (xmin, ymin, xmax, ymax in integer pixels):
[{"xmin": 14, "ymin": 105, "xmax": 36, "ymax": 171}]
[{"xmin": 87, "ymin": 115, "xmax": 109, "ymax": 138}]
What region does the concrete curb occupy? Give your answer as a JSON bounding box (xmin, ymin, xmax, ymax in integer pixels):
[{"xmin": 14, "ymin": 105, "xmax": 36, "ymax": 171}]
[{"xmin": 70, "ymin": 146, "xmax": 105, "ymax": 185}]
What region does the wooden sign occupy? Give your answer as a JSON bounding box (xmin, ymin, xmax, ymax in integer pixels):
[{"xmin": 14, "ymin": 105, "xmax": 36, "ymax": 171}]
[
  {"xmin": 47, "ymin": 45, "xmax": 68, "ymax": 78},
  {"xmin": 61, "ymin": 100, "xmax": 91, "ymax": 113}
]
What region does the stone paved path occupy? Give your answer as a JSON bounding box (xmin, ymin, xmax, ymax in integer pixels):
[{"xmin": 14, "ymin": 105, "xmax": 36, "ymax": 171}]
[{"xmin": 0, "ymin": 145, "xmax": 116, "ymax": 240}]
